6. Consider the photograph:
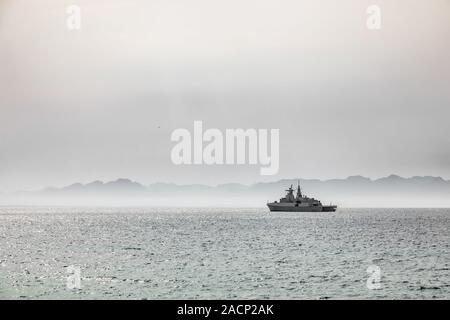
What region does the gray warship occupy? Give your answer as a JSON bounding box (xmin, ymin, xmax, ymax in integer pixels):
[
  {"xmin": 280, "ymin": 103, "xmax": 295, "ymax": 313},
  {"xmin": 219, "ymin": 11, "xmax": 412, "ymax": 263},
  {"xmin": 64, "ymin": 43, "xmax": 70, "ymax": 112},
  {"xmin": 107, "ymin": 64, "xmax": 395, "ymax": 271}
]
[{"xmin": 267, "ymin": 182, "xmax": 337, "ymax": 212}]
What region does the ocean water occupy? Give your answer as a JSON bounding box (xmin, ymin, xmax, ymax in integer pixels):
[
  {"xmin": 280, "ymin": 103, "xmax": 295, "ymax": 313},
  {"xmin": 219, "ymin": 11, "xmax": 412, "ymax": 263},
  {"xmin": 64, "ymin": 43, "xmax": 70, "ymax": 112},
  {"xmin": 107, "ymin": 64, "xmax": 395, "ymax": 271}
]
[{"xmin": 0, "ymin": 207, "xmax": 449, "ymax": 300}]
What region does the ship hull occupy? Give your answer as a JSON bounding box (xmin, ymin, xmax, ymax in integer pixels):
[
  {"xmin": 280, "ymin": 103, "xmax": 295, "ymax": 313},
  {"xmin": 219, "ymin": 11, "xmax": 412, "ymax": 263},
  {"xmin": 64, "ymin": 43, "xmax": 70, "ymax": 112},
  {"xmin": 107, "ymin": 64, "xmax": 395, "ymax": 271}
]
[
  {"xmin": 321, "ymin": 206, "xmax": 337, "ymax": 212},
  {"xmin": 267, "ymin": 203, "xmax": 337, "ymax": 212}
]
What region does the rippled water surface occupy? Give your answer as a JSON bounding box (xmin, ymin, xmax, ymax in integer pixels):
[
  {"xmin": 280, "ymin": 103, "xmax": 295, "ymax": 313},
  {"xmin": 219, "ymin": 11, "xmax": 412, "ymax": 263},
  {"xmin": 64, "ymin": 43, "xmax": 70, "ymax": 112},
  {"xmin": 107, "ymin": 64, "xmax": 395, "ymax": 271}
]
[{"xmin": 0, "ymin": 207, "xmax": 449, "ymax": 299}]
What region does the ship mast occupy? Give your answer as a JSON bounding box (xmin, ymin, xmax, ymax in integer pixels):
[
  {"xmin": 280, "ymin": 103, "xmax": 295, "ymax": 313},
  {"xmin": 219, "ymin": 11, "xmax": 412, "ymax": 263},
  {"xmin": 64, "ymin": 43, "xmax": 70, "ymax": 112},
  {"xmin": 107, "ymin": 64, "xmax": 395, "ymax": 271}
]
[{"xmin": 297, "ymin": 180, "xmax": 302, "ymax": 198}]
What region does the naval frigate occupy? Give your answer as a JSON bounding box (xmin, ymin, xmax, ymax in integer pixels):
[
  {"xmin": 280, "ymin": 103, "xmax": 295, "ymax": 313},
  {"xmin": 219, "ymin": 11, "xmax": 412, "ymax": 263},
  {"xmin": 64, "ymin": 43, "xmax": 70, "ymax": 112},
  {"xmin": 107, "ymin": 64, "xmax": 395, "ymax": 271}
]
[{"xmin": 267, "ymin": 182, "xmax": 337, "ymax": 212}]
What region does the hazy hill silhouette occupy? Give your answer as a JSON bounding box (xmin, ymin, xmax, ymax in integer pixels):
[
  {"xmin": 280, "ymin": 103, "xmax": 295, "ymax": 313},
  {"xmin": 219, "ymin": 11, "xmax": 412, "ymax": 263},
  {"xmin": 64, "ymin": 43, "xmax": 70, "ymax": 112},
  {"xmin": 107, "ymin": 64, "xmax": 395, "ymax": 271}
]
[{"xmin": 2, "ymin": 175, "xmax": 450, "ymax": 207}]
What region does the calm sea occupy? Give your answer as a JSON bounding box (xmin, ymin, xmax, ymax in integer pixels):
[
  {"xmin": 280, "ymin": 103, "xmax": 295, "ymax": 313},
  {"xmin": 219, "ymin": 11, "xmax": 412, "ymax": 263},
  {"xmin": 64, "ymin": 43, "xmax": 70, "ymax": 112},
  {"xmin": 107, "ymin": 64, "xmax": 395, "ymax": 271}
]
[{"xmin": 0, "ymin": 207, "xmax": 449, "ymax": 299}]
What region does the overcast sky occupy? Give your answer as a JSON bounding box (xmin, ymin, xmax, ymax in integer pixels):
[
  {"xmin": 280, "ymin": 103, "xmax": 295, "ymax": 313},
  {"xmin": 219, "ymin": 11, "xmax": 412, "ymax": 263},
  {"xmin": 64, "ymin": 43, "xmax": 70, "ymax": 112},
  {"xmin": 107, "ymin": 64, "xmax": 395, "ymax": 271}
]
[{"xmin": 1, "ymin": 0, "xmax": 450, "ymax": 191}]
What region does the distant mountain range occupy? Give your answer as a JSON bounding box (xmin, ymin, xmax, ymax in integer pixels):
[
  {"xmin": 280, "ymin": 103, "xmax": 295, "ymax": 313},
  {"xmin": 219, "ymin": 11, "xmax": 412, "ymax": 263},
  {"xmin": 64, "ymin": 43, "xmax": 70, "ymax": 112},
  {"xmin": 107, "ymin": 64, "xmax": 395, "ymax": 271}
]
[{"xmin": 2, "ymin": 175, "xmax": 450, "ymax": 207}]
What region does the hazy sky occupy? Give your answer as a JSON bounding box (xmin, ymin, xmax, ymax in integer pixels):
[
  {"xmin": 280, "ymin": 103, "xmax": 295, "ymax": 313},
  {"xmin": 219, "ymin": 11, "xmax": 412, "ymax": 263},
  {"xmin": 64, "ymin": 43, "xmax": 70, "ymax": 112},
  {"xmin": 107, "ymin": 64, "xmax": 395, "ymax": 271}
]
[{"xmin": 1, "ymin": 0, "xmax": 450, "ymax": 191}]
